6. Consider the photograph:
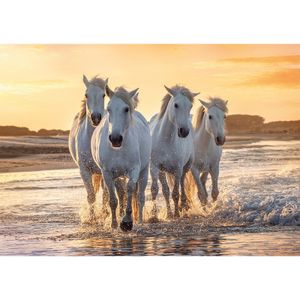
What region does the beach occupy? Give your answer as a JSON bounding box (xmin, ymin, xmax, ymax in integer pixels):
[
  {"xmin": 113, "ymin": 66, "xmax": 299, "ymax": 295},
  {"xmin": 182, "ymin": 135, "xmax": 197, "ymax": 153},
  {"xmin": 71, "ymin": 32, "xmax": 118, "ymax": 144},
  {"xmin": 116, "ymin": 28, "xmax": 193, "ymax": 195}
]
[{"xmin": 0, "ymin": 136, "xmax": 299, "ymax": 255}]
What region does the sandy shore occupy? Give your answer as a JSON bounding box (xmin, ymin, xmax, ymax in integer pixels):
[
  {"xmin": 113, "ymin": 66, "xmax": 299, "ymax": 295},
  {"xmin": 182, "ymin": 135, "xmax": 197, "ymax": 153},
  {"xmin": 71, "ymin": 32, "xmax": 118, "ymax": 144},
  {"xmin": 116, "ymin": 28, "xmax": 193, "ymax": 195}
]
[
  {"xmin": 0, "ymin": 136, "xmax": 76, "ymax": 173},
  {"xmin": 0, "ymin": 134, "xmax": 299, "ymax": 173}
]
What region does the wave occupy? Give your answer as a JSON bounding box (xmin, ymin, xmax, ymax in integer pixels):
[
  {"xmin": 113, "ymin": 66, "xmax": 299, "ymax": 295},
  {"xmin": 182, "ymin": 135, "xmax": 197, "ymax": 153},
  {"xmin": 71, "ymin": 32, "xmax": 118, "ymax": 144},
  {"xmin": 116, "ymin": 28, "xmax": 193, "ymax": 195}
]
[{"xmin": 4, "ymin": 185, "xmax": 83, "ymax": 191}]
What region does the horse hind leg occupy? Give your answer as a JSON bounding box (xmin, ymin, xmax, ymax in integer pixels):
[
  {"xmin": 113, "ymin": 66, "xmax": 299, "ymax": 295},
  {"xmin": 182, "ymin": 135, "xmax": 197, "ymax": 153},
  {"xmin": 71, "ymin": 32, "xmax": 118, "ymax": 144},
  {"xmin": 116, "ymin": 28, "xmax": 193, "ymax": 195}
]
[{"xmin": 159, "ymin": 171, "xmax": 173, "ymax": 219}]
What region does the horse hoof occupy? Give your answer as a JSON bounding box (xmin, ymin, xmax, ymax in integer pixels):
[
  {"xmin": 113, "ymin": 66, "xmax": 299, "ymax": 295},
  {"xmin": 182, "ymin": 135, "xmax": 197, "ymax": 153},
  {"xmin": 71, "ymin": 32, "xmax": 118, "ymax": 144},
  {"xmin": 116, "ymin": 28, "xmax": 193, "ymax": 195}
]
[
  {"xmin": 174, "ymin": 211, "xmax": 180, "ymax": 218},
  {"xmin": 111, "ymin": 221, "xmax": 118, "ymax": 229},
  {"xmin": 180, "ymin": 203, "xmax": 190, "ymax": 212},
  {"xmin": 167, "ymin": 211, "xmax": 173, "ymax": 219},
  {"xmin": 120, "ymin": 220, "xmax": 133, "ymax": 232},
  {"xmin": 148, "ymin": 216, "xmax": 159, "ymax": 223}
]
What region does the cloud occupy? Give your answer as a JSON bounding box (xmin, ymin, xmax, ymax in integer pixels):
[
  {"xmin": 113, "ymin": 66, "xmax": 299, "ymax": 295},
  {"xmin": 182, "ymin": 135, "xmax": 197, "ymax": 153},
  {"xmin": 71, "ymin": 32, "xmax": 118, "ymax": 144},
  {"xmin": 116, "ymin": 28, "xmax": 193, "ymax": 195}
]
[
  {"xmin": 222, "ymin": 55, "xmax": 300, "ymax": 65},
  {"xmin": 0, "ymin": 80, "xmax": 72, "ymax": 95},
  {"xmin": 241, "ymin": 68, "xmax": 300, "ymax": 88}
]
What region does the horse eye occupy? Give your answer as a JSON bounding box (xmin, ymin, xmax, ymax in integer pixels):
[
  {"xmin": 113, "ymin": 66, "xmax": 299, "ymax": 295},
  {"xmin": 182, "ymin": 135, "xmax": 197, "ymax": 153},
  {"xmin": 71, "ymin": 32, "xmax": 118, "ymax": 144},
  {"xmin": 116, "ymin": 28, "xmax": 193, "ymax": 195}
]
[
  {"xmin": 174, "ymin": 103, "xmax": 178, "ymax": 108},
  {"xmin": 85, "ymin": 93, "xmax": 88, "ymax": 98},
  {"xmin": 209, "ymin": 115, "xmax": 212, "ymax": 119},
  {"xmin": 224, "ymin": 115, "xmax": 227, "ymax": 119},
  {"xmin": 124, "ymin": 107, "xmax": 129, "ymax": 113}
]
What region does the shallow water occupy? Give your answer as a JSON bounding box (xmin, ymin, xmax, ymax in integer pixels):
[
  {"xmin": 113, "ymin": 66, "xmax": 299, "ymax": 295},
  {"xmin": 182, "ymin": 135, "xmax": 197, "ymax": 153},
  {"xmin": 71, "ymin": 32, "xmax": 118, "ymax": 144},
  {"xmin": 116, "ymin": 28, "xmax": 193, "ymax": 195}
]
[{"xmin": 0, "ymin": 140, "xmax": 299, "ymax": 255}]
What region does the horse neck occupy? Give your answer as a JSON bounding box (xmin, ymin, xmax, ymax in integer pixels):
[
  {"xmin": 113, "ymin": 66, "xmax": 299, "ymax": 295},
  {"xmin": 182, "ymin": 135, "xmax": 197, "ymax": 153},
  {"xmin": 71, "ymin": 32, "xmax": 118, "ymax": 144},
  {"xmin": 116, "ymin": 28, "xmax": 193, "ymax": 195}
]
[
  {"xmin": 81, "ymin": 114, "xmax": 95, "ymax": 138},
  {"xmin": 159, "ymin": 105, "xmax": 177, "ymax": 140},
  {"xmin": 194, "ymin": 113, "xmax": 213, "ymax": 151}
]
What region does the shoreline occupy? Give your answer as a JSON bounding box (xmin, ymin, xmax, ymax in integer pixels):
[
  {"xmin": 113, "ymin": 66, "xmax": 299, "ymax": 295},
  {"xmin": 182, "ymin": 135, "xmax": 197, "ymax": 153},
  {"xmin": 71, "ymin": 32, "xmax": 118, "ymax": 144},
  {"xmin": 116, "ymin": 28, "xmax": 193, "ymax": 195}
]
[{"xmin": 0, "ymin": 134, "xmax": 299, "ymax": 174}]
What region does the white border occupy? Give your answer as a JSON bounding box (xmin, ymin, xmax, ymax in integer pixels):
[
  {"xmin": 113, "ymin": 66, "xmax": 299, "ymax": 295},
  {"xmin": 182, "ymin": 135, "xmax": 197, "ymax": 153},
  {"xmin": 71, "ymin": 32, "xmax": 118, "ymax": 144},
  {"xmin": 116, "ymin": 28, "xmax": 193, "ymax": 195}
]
[
  {"xmin": 1, "ymin": 257, "xmax": 300, "ymax": 300},
  {"xmin": 0, "ymin": 0, "xmax": 299, "ymax": 299},
  {"xmin": 0, "ymin": 0, "xmax": 299, "ymax": 43}
]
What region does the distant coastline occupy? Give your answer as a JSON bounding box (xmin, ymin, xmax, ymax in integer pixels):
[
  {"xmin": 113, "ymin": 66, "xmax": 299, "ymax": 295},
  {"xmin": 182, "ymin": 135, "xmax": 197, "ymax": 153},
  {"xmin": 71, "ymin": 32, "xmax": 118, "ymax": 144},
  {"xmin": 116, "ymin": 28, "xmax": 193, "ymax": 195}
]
[
  {"xmin": 0, "ymin": 114, "xmax": 299, "ymax": 174},
  {"xmin": 1, "ymin": 114, "xmax": 300, "ymax": 137}
]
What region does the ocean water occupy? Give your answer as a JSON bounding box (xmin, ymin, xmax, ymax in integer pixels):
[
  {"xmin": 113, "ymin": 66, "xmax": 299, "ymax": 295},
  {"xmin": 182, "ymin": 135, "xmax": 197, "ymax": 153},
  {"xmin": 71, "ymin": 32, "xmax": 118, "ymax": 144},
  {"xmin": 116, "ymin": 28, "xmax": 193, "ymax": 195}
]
[{"xmin": 0, "ymin": 140, "xmax": 299, "ymax": 255}]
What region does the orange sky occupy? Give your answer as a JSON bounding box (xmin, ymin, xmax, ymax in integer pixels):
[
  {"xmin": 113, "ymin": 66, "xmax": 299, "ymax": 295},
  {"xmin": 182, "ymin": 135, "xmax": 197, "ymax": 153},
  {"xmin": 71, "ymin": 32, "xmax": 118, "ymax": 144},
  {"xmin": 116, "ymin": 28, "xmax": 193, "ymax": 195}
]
[{"xmin": 0, "ymin": 45, "xmax": 299, "ymax": 130}]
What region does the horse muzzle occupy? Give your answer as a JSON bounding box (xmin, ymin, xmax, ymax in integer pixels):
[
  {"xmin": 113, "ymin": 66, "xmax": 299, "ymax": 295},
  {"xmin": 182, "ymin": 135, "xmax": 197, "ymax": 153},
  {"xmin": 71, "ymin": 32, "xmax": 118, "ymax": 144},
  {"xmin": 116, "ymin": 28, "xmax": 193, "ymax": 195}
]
[
  {"xmin": 91, "ymin": 113, "xmax": 102, "ymax": 126},
  {"xmin": 109, "ymin": 134, "xmax": 123, "ymax": 148},
  {"xmin": 215, "ymin": 136, "xmax": 226, "ymax": 146},
  {"xmin": 178, "ymin": 127, "xmax": 190, "ymax": 138}
]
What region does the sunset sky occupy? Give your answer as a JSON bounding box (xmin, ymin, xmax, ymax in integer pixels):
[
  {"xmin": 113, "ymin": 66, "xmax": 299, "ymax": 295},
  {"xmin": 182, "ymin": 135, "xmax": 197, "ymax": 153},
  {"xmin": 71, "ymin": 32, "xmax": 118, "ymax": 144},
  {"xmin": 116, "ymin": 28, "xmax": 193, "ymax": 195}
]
[{"xmin": 0, "ymin": 44, "xmax": 299, "ymax": 130}]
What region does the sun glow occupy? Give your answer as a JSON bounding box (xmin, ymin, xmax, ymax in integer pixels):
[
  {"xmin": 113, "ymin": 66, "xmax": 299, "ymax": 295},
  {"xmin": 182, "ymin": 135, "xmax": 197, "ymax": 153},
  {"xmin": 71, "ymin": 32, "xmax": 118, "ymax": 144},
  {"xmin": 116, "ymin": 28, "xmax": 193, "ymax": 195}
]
[{"xmin": 0, "ymin": 45, "xmax": 299, "ymax": 130}]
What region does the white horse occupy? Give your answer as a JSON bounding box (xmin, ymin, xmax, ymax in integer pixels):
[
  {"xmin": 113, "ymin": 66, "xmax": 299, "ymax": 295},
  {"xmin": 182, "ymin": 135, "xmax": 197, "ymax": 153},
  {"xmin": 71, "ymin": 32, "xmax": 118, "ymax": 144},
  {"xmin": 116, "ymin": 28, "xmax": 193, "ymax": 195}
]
[
  {"xmin": 150, "ymin": 85, "xmax": 199, "ymax": 218},
  {"xmin": 91, "ymin": 86, "xmax": 151, "ymax": 231},
  {"xmin": 186, "ymin": 97, "xmax": 228, "ymax": 205},
  {"xmin": 69, "ymin": 75, "xmax": 126, "ymax": 219}
]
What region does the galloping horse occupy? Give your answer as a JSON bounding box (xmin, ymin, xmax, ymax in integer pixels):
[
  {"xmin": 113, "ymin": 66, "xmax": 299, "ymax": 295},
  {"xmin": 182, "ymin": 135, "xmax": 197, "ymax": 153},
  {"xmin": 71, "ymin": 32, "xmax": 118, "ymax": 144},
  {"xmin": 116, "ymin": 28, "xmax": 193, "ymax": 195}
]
[
  {"xmin": 69, "ymin": 75, "xmax": 126, "ymax": 219},
  {"xmin": 186, "ymin": 97, "xmax": 228, "ymax": 205},
  {"xmin": 91, "ymin": 86, "xmax": 151, "ymax": 231},
  {"xmin": 150, "ymin": 85, "xmax": 199, "ymax": 218}
]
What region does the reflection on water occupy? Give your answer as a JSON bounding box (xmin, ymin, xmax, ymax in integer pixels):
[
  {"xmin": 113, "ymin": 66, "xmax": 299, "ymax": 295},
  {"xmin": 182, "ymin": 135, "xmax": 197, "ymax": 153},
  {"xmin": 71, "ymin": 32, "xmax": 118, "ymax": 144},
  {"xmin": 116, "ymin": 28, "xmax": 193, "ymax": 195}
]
[{"xmin": 0, "ymin": 140, "xmax": 299, "ymax": 255}]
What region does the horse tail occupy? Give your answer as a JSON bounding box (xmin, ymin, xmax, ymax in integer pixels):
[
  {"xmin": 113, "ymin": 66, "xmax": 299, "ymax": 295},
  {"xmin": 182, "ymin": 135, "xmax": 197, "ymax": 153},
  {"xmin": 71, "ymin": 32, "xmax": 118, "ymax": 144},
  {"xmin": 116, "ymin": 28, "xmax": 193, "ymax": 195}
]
[
  {"xmin": 185, "ymin": 170, "xmax": 196, "ymax": 207},
  {"xmin": 92, "ymin": 173, "xmax": 102, "ymax": 194},
  {"xmin": 132, "ymin": 189, "xmax": 138, "ymax": 222}
]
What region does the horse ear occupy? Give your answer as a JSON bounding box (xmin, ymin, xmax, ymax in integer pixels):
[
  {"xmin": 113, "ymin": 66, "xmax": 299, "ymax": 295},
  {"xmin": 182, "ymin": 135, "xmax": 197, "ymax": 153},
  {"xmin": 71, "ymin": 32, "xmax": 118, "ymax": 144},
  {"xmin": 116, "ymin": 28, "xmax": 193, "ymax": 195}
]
[
  {"xmin": 129, "ymin": 88, "xmax": 139, "ymax": 98},
  {"xmin": 199, "ymin": 99, "xmax": 209, "ymax": 108},
  {"xmin": 225, "ymin": 100, "xmax": 228, "ymax": 105},
  {"xmin": 83, "ymin": 75, "xmax": 89, "ymax": 88},
  {"xmin": 104, "ymin": 78, "xmax": 109, "ymax": 87},
  {"xmin": 105, "ymin": 85, "xmax": 114, "ymax": 98},
  {"xmin": 192, "ymin": 92, "xmax": 200, "ymax": 97},
  {"xmin": 164, "ymin": 85, "xmax": 176, "ymax": 97}
]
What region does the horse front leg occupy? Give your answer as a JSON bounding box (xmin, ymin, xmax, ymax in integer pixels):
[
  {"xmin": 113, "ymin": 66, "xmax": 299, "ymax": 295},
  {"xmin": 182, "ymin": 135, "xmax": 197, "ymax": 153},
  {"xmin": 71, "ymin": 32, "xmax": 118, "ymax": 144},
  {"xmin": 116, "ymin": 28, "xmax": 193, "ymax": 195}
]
[
  {"xmin": 150, "ymin": 163, "xmax": 159, "ymax": 217},
  {"xmin": 102, "ymin": 171, "xmax": 118, "ymax": 229},
  {"xmin": 191, "ymin": 166, "xmax": 207, "ymax": 206},
  {"xmin": 210, "ymin": 165, "xmax": 220, "ymax": 202},
  {"xmin": 200, "ymin": 172, "xmax": 209, "ymax": 199},
  {"xmin": 101, "ymin": 177, "xmax": 110, "ymax": 218},
  {"xmin": 80, "ymin": 166, "xmax": 96, "ymax": 221},
  {"xmin": 120, "ymin": 168, "xmax": 139, "ymax": 232},
  {"xmin": 180, "ymin": 159, "xmax": 193, "ymax": 212},
  {"xmin": 172, "ymin": 171, "xmax": 181, "ymax": 218},
  {"xmin": 158, "ymin": 171, "xmax": 172, "ymax": 218},
  {"xmin": 115, "ymin": 177, "xmax": 127, "ymax": 217}
]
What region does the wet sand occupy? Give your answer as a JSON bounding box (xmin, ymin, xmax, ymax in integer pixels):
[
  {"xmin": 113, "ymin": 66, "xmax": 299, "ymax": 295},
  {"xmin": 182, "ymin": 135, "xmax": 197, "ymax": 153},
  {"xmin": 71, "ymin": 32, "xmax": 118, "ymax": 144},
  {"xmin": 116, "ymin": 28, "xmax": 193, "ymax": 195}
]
[{"xmin": 0, "ymin": 136, "xmax": 76, "ymax": 173}]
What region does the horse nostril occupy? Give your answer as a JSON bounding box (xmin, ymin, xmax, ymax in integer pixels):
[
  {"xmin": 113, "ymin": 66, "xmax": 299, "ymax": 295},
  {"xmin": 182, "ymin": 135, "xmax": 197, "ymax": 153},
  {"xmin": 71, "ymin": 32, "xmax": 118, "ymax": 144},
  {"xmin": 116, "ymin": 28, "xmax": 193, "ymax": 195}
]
[
  {"xmin": 91, "ymin": 113, "xmax": 101, "ymax": 125},
  {"xmin": 117, "ymin": 135, "xmax": 123, "ymax": 144},
  {"xmin": 179, "ymin": 127, "xmax": 189, "ymax": 137},
  {"xmin": 109, "ymin": 134, "xmax": 123, "ymax": 147}
]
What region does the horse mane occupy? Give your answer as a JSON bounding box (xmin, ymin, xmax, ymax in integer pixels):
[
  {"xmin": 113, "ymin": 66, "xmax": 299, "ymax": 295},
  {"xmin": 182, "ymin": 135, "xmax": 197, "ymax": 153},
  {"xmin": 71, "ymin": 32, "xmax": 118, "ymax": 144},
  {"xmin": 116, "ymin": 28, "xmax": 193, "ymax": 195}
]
[
  {"xmin": 78, "ymin": 76, "xmax": 107, "ymax": 123},
  {"xmin": 193, "ymin": 106, "xmax": 205, "ymax": 129},
  {"xmin": 194, "ymin": 97, "xmax": 228, "ymax": 130},
  {"xmin": 113, "ymin": 86, "xmax": 139, "ymax": 112},
  {"xmin": 158, "ymin": 85, "xmax": 195, "ymax": 119}
]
